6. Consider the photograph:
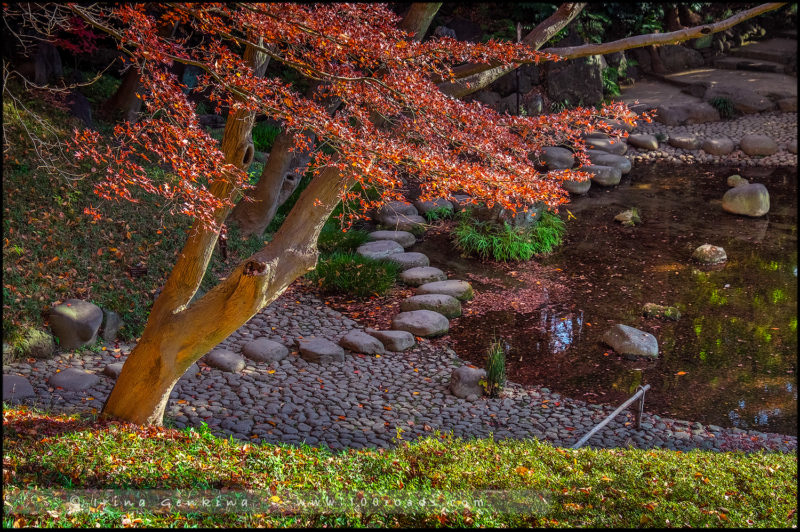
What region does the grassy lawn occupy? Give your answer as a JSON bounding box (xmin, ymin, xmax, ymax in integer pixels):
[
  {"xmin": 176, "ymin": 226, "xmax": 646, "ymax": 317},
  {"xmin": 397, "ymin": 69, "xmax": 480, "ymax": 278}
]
[{"xmin": 3, "ymin": 405, "xmax": 796, "ymax": 528}]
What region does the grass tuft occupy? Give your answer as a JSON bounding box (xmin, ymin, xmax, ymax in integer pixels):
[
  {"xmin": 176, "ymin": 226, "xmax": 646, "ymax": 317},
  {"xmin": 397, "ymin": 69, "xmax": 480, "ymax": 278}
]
[
  {"xmin": 306, "ymin": 252, "xmax": 399, "ymax": 297},
  {"xmin": 452, "ymin": 210, "xmax": 566, "ymax": 261}
]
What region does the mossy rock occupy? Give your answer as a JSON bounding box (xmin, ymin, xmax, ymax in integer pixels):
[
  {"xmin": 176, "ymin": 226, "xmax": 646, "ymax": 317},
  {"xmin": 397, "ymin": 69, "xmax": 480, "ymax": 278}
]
[
  {"xmin": 643, "ymin": 303, "xmax": 681, "ymax": 321},
  {"xmin": 14, "ymin": 328, "xmax": 57, "ymax": 360}
]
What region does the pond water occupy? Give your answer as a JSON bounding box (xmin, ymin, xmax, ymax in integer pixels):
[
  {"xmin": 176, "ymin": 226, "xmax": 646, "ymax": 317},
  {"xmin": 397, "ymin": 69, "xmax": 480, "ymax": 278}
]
[{"xmin": 421, "ymin": 165, "xmax": 797, "ymax": 435}]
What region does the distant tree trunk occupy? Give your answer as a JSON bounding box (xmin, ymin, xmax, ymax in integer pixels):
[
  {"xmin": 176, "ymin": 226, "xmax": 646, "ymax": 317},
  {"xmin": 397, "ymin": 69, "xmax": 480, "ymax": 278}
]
[
  {"xmin": 101, "ymin": 65, "xmax": 141, "ymax": 122},
  {"xmin": 665, "ymin": 5, "xmax": 684, "ymax": 32}
]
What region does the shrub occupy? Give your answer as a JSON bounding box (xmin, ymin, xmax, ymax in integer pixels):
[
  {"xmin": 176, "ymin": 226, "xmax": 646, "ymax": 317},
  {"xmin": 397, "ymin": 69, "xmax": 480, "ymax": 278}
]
[
  {"xmin": 483, "ymin": 339, "xmax": 507, "ymax": 397},
  {"xmin": 710, "ymin": 97, "xmax": 735, "ymax": 119},
  {"xmin": 423, "ymin": 205, "xmax": 454, "ymax": 222},
  {"xmin": 306, "ymin": 252, "xmax": 399, "ymax": 297},
  {"xmin": 317, "ymin": 222, "xmax": 370, "ymax": 254},
  {"xmin": 452, "ymin": 209, "xmax": 566, "ymax": 261},
  {"xmin": 251, "ymin": 121, "xmax": 281, "ymax": 152}
]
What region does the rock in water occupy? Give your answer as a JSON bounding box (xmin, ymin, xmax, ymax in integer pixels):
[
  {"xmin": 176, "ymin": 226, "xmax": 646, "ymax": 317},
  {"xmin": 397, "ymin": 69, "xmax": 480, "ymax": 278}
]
[
  {"xmin": 692, "ymin": 244, "xmax": 727, "ymax": 264},
  {"xmin": 722, "ymin": 183, "xmax": 769, "ymax": 217},
  {"xmin": 602, "ymin": 324, "xmax": 658, "ymax": 360}
]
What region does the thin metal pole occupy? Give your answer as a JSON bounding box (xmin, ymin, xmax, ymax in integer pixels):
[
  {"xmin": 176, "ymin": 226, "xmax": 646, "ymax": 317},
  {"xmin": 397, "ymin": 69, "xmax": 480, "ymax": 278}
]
[
  {"xmin": 634, "ymin": 385, "xmax": 647, "ymax": 429},
  {"xmin": 571, "ymin": 384, "xmax": 651, "ymax": 449},
  {"xmin": 516, "ymin": 22, "xmax": 522, "ymax": 116}
]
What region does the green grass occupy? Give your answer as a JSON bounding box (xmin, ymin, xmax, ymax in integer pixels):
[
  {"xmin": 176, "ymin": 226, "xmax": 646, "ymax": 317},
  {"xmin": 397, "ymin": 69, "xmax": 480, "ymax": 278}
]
[
  {"xmin": 452, "ymin": 210, "xmax": 566, "ymax": 261},
  {"xmin": 483, "ymin": 339, "xmax": 507, "ymax": 398},
  {"xmin": 306, "ymin": 251, "xmax": 399, "ymax": 298},
  {"xmin": 252, "ymin": 121, "xmax": 281, "ymax": 152},
  {"xmin": 422, "ymin": 205, "xmax": 454, "ymax": 222},
  {"xmin": 317, "ymin": 223, "xmax": 370, "ymax": 255},
  {"xmin": 2, "ymin": 405, "xmax": 796, "ymax": 528},
  {"xmin": 710, "ymin": 97, "xmax": 735, "ymax": 119}
]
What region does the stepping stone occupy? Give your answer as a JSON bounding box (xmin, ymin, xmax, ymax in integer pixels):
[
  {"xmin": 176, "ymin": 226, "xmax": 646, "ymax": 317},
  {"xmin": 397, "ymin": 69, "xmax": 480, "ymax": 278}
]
[
  {"xmin": 400, "ymin": 294, "xmax": 461, "ymax": 318},
  {"xmin": 180, "ymin": 363, "xmax": 200, "ymax": 381},
  {"xmin": 587, "ymin": 151, "xmax": 631, "ymax": 174},
  {"xmin": 204, "ymin": 349, "xmax": 246, "ymax": 372},
  {"xmin": 242, "ymin": 337, "xmax": 289, "ymax": 363},
  {"xmin": 722, "ymin": 183, "xmax": 770, "ymax": 217},
  {"xmin": 416, "ymin": 280, "xmax": 474, "ymax": 301},
  {"xmin": 367, "ymin": 230, "xmax": 416, "ymax": 248},
  {"xmin": 3, "ymin": 375, "xmax": 35, "ymax": 401},
  {"xmin": 365, "ymin": 329, "xmax": 416, "ymax": 351},
  {"xmin": 603, "ymin": 324, "xmax": 658, "ymax": 360},
  {"xmin": 450, "ymin": 194, "xmax": 473, "ymax": 212},
  {"xmin": 562, "ymin": 178, "xmax": 591, "ymax": 195},
  {"xmin": 585, "ymin": 164, "xmax": 621, "ymax": 186},
  {"xmin": 298, "ymin": 337, "xmax": 345, "ymax": 364},
  {"xmin": 585, "ymin": 136, "xmax": 627, "ymax": 155},
  {"xmin": 48, "ymin": 368, "xmax": 100, "ymax": 391},
  {"xmin": 668, "ymin": 134, "xmax": 701, "ymax": 150},
  {"xmin": 628, "ymin": 134, "xmax": 659, "ymax": 151},
  {"xmin": 692, "ymin": 244, "xmax": 727, "ymax": 264},
  {"xmin": 540, "ymin": 146, "xmax": 574, "ymax": 169},
  {"xmin": 103, "ymin": 362, "xmax": 125, "ymax": 379},
  {"xmin": 382, "ymin": 251, "xmax": 429, "ymax": 270},
  {"xmin": 376, "ymin": 200, "xmax": 418, "ymax": 218},
  {"xmin": 413, "ymin": 198, "xmax": 453, "ymax": 214},
  {"xmin": 47, "ymin": 299, "xmax": 104, "ymax": 350},
  {"xmin": 377, "ymin": 214, "xmax": 427, "ymax": 232},
  {"xmin": 600, "ymin": 118, "xmax": 635, "ymax": 133},
  {"xmin": 449, "ymin": 365, "xmax": 486, "ymax": 400},
  {"xmin": 400, "ymin": 266, "xmax": 447, "ymax": 287},
  {"xmin": 356, "ymin": 240, "xmax": 404, "ymax": 260},
  {"xmin": 391, "ymin": 310, "xmax": 449, "ymax": 337},
  {"xmin": 339, "ymin": 330, "xmax": 385, "ymax": 355},
  {"xmin": 702, "ymin": 137, "xmax": 735, "ymax": 155},
  {"xmin": 739, "ymin": 134, "xmax": 778, "ymax": 156}
]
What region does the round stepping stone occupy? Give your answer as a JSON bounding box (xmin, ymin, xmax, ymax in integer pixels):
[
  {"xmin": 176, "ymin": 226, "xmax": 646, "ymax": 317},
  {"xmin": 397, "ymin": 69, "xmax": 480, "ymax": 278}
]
[
  {"xmin": 628, "ymin": 133, "xmax": 658, "ymax": 150},
  {"xmin": 692, "ymin": 244, "xmax": 727, "ymax": 264},
  {"xmin": 377, "ymin": 214, "xmax": 426, "ymax": 232},
  {"xmin": 205, "ymin": 349, "xmax": 246, "ymax": 372},
  {"xmin": 587, "ymin": 151, "xmax": 631, "ymax": 174},
  {"xmin": 399, "ymin": 266, "xmax": 446, "ymax": 287},
  {"xmin": 740, "ymin": 134, "xmax": 778, "ymax": 156},
  {"xmin": 414, "ymin": 198, "xmax": 453, "ymax": 214},
  {"xmin": 602, "ymin": 324, "xmax": 658, "ymax": 360},
  {"xmin": 48, "ymin": 368, "xmax": 100, "ymax": 391},
  {"xmin": 416, "ymin": 280, "xmax": 474, "ymax": 301},
  {"xmin": 585, "ymin": 136, "xmax": 627, "ymax": 155},
  {"xmin": 376, "ymin": 200, "xmax": 418, "ymax": 218},
  {"xmin": 356, "ymin": 240, "xmax": 403, "ymax": 260},
  {"xmin": 722, "ymin": 183, "xmax": 770, "ymax": 217},
  {"xmin": 702, "ymin": 137, "xmax": 734, "ymax": 155},
  {"xmin": 585, "ymin": 164, "xmax": 622, "ymax": 186},
  {"xmin": 367, "ymin": 230, "xmax": 416, "ymax": 248},
  {"xmin": 3, "ymin": 375, "xmax": 35, "ymax": 401},
  {"xmin": 382, "ymin": 251, "xmax": 429, "ymax": 270},
  {"xmin": 103, "ymin": 362, "xmax": 124, "ymax": 379},
  {"xmin": 242, "ymin": 337, "xmax": 289, "ymax": 363},
  {"xmin": 365, "ymin": 329, "xmax": 416, "ymax": 351},
  {"xmin": 391, "ymin": 310, "xmax": 449, "ymax": 337},
  {"xmin": 562, "ymin": 178, "xmax": 591, "ymax": 195},
  {"xmin": 339, "ymin": 330, "xmax": 385, "ymax": 355},
  {"xmin": 668, "ymin": 134, "xmax": 701, "ymax": 150},
  {"xmin": 540, "ymin": 146, "xmax": 574, "ymax": 169},
  {"xmin": 297, "ymin": 337, "xmax": 345, "ymax": 364},
  {"xmin": 400, "ymin": 294, "xmax": 462, "ymax": 318}
]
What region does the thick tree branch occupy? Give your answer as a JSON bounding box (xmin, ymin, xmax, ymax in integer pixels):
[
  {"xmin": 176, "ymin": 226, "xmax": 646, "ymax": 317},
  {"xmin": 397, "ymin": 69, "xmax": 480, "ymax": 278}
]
[{"xmin": 398, "ymin": 3, "xmax": 442, "ymax": 42}]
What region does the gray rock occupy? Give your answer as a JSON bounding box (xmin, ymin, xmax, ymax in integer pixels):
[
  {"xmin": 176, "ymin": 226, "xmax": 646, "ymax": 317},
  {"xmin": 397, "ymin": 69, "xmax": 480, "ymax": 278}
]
[
  {"xmin": 367, "ymin": 230, "xmax": 416, "ymax": 248},
  {"xmin": 562, "ymin": 178, "xmax": 591, "ymax": 194},
  {"xmin": 722, "ymin": 183, "xmax": 770, "ymax": 217},
  {"xmin": 726, "ymin": 174, "xmax": 748, "ymax": 187},
  {"xmin": 382, "ymin": 251, "xmax": 430, "ymax": 271},
  {"xmin": 377, "ymin": 213, "xmax": 427, "ymax": 232},
  {"xmin": 642, "ymin": 303, "xmax": 681, "ymax": 321},
  {"xmin": 413, "ymin": 198, "xmax": 453, "ymax": 215},
  {"xmin": 600, "ymin": 118, "xmax": 635, "ymax": 133},
  {"xmin": 17, "ymin": 329, "xmax": 56, "ymax": 359},
  {"xmin": 356, "ymin": 240, "xmax": 404, "ymax": 260},
  {"xmin": 450, "ymin": 194, "xmax": 473, "ymax": 212},
  {"xmin": 585, "ymin": 164, "xmax": 622, "ymax": 186},
  {"xmin": 449, "ymin": 365, "xmax": 486, "ymax": 399},
  {"xmin": 777, "ymin": 97, "xmax": 797, "ymax": 112},
  {"xmin": 339, "ymin": 330, "xmax": 385, "ymax": 355},
  {"xmin": 702, "ymin": 137, "xmax": 735, "ymax": 155},
  {"xmin": 48, "ymin": 367, "xmax": 100, "ymax": 391},
  {"xmin": 205, "ymin": 349, "xmax": 246, "ymax": 372},
  {"xmin": 692, "ymin": 244, "xmax": 727, "ymax": 264},
  {"xmin": 602, "ymin": 324, "xmax": 658, "ymax": 359},
  {"xmin": 739, "ymin": 134, "xmax": 778, "ymax": 156},
  {"xmin": 587, "ymin": 151, "xmax": 632, "ymax": 174},
  {"xmin": 540, "ymin": 146, "xmax": 574, "ymax": 169},
  {"xmin": 400, "ymin": 294, "xmax": 462, "ymax": 319},
  {"xmin": 376, "ymin": 200, "xmax": 418, "ymax": 218},
  {"xmin": 545, "ymin": 53, "xmax": 603, "ymax": 108},
  {"xmin": 627, "ymin": 134, "xmax": 659, "ymax": 151},
  {"xmin": 668, "ymin": 134, "xmax": 701, "ymax": 150},
  {"xmin": 416, "ymin": 280, "xmax": 474, "ymax": 301},
  {"xmin": 100, "ymin": 309, "xmax": 123, "ymax": 342},
  {"xmin": 298, "ymin": 337, "xmax": 345, "ymax": 364},
  {"xmin": 242, "ymin": 338, "xmax": 289, "ymax": 363},
  {"xmin": 48, "ymin": 299, "xmax": 104, "ymax": 350},
  {"xmin": 585, "ymin": 136, "xmax": 627, "ymax": 155},
  {"xmin": 788, "ymin": 139, "xmax": 797, "ymax": 154},
  {"xmin": 365, "ymin": 329, "xmax": 416, "ymax": 352},
  {"xmin": 704, "ymin": 86, "xmax": 774, "ymax": 114},
  {"xmin": 391, "ymin": 310, "xmax": 450, "ymax": 337},
  {"xmin": 3, "ymin": 375, "xmax": 35, "ymax": 401},
  {"xmin": 399, "ymin": 266, "xmax": 447, "ymax": 287},
  {"xmin": 655, "ymin": 102, "xmax": 720, "ymax": 126},
  {"xmin": 180, "ymin": 363, "xmax": 200, "ymax": 381},
  {"xmin": 103, "ymin": 362, "xmax": 124, "ymax": 379},
  {"xmin": 658, "ymin": 44, "xmax": 704, "ymax": 72}
]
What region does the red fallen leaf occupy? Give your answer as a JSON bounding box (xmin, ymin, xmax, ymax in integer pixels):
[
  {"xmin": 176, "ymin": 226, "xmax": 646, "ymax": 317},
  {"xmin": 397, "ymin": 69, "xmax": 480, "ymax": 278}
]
[
  {"xmin": 383, "ymin": 406, "xmax": 392, "ymax": 411},
  {"xmin": 338, "ymin": 416, "xmax": 346, "ymax": 420},
  {"xmin": 554, "ymin": 402, "xmax": 560, "ymax": 406},
  {"xmin": 565, "ymin": 427, "xmax": 575, "ymax": 431}
]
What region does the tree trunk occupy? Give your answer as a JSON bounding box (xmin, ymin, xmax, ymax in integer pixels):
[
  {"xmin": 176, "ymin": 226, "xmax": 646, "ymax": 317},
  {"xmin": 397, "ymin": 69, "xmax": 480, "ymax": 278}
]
[
  {"xmin": 102, "ymin": 65, "xmax": 142, "ymax": 122},
  {"xmin": 398, "ymin": 2, "xmax": 441, "ymax": 41},
  {"xmin": 665, "ymin": 5, "xmax": 684, "ymax": 32},
  {"xmin": 101, "ymin": 42, "xmax": 273, "ymax": 424}
]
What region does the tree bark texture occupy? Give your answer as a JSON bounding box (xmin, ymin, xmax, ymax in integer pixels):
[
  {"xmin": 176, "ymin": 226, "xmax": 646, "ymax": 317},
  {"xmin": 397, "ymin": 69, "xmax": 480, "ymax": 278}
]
[{"xmin": 102, "ymin": 65, "xmax": 142, "ymax": 122}]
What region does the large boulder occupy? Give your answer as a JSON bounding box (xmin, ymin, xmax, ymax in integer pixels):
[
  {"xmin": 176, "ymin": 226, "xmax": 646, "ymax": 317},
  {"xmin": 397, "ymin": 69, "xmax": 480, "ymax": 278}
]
[
  {"xmin": 449, "ymin": 365, "xmax": 486, "ymax": 400},
  {"xmin": 562, "ymin": 178, "xmax": 591, "ymax": 195},
  {"xmin": 602, "ymin": 324, "xmax": 658, "ymax": 360},
  {"xmin": 704, "ymin": 86, "xmax": 774, "ymax": 114},
  {"xmin": 367, "ymin": 230, "xmax": 416, "ymax": 248},
  {"xmin": 356, "ymin": 240, "xmax": 404, "ymax": 260},
  {"xmin": 414, "ymin": 198, "xmax": 453, "ymax": 215},
  {"xmin": 416, "ymin": 280, "xmax": 474, "ymax": 301},
  {"xmin": 377, "ymin": 214, "xmax": 427, "ymax": 232},
  {"xmin": 391, "ymin": 310, "xmax": 450, "ymax": 337},
  {"xmin": 365, "ymin": 329, "xmax": 416, "ymax": 351},
  {"xmin": 376, "ymin": 200, "xmax": 417, "ymax": 218},
  {"xmin": 205, "ymin": 349, "xmax": 246, "ymax": 372},
  {"xmin": 400, "ymin": 266, "xmax": 447, "ymax": 287},
  {"xmin": 339, "ymin": 330, "xmax": 385, "ymax": 355},
  {"xmin": 692, "ymin": 244, "xmax": 727, "ymax": 264},
  {"xmin": 702, "ymin": 137, "xmax": 735, "ymax": 155},
  {"xmin": 722, "ymin": 183, "xmax": 770, "ymax": 217},
  {"xmin": 100, "ymin": 309, "xmax": 123, "ymax": 343},
  {"xmin": 48, "ymin": 368, "xmax": 100, "ymax": 391},
  {"xmin": 585, "ymin": 165, "xmax": 622, "ymax": 186},
  {"xmin": 242, "ymin": 337, "xmax": 289, "ymax": 363},
  {"xmin": 17, "ymin": 329, "xmax": 56, "ymax": 359},
  {"xmin": 298, "ymin": 337, "xmax": 345, "ymax": 364},
  {"xmin": 655, "ymin": 102, "xmax": 720, "ymax": 126},
  {"xmin": 539, "ymin": 146, "xmax": 575, "ymax": 169},
  {"xmin": 739, "ymin": 135, "xmax": 778, "ymax": 156},
  {"xmin": 545, "ymin": 54, "xmax": 604, "ymax": 107},
  {"xmin": 658, "ymin": 44, "xmax": 704, "ymax": 71},
  {"xmin": 48, "ymin": 299, "xmax": 104, "ymax": 350},
  {"xmin": 587, "ymin": 151, "xmax": 632, "ymax": 174},
  {"xmin": 400, "ymin": 294, "xmax": 462, "ymax": 319},
  {"xmin": 3, "ymin": 375, "xmax": 35, "ymax": 401}
]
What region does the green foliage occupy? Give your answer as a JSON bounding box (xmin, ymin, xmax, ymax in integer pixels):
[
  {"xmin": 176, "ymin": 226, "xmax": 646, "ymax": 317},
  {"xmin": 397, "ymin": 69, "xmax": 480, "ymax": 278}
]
[
  {"xmin": 550, "ymin": 99, "xmax": 569, "ymax": 113},
  {"xmin": 316, "ymin": 223, "xmax": 370, "ymax": 254},
  {"xmin": 452, "ymin": 210, "xmax": 566, "ymax": 261},
  {"xmin": 710, "ymin": 97, "xmax": 735, "ymax": 119},
  {"xmin": 251, "ymin": 121, "xmax": 281, "ymax": 152},
  {"xmin": 423, "ymin": 205, "xmax": 454, "ymax": 222},
  {"xmin": 601, "ymin": 67, "xmax": 621, "ymax": 97},
  {"xmin": 306, "ymin": 252, "xmax": 399, "ymax": 297},
  {"xmin": 483, "ymin": 339, "xmax": 507, "ymax": 398}
]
